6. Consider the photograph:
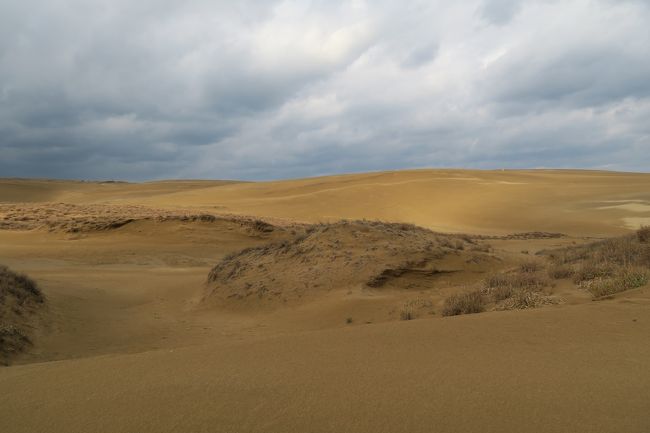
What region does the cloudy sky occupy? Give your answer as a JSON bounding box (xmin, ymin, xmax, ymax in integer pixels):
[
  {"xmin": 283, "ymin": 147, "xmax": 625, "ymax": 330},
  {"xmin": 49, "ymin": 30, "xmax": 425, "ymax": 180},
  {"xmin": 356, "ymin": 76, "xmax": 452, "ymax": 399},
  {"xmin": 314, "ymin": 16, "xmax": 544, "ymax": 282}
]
[{"xmin": 1, "ymin": 0, "xmax": 649, "ymax": 180}]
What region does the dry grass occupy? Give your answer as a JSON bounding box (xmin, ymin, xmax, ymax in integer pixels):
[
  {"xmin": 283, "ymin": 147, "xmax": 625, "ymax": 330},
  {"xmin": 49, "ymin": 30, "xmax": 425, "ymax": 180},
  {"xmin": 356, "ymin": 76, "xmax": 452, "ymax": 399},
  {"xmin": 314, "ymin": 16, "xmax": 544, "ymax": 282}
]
[
  {"xmin": 398, "ymin": 297, "xmax": 433, "ymax": 320},
  {"xmin": 544, "ymin": 227, "xmax": 650, "ymax": 298},
  {"xmin": 0, "ymin": 324, "xmax": 31, "ymax": 366},
  {"xmin": 206, "ymin": 220, "xmax": 483, "ymax": 305},
  {"xmin": 581, "ymin": 268, "xmax": 649, "ymax": 298},
  {"xmin": 442, "ymin": 291, "xmax": 485, "ymax": 316},
  {"xmin": 519, "ymin": 260, "xmax": 542, "ymax": 273},
  {"xmin": 496, "ymin": 291, "xmax": 556, "ymax": 310},
  {"xmin": 547, "ymin": 263, "xmax": 574, "ymax": 279},
  {"xmin": 0, "ymin": 202, "xmax": 281, "ymax": 234},
  {"xmin": 1, "ymin": 265, "xmax": 45, "ymax": 365},
  {"xmin": 573, "ymin": 261, "xmax": 617, "ymax": 284},
  {"xmin": 484, "ymin": 270, "xmax": 550, "ymax": 301},
  {"xmin": 638, "ymin": 226, "xmax": 650, "ymax": 243},
  {"xmin": 0, "ymin": 265, "xmax": 43, "ymax": 305},
  {"xmin": 477, "ymin": 259, "xmax": 554, "ymax": 311}
]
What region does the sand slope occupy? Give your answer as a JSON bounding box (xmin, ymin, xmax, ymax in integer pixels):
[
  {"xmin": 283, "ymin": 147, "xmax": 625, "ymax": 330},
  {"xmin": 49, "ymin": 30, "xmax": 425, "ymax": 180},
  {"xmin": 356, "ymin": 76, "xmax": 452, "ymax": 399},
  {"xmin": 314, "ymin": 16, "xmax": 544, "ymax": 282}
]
[{"xmin": 2, "ymin": 301, "xmax": 649, "ymax": 433}]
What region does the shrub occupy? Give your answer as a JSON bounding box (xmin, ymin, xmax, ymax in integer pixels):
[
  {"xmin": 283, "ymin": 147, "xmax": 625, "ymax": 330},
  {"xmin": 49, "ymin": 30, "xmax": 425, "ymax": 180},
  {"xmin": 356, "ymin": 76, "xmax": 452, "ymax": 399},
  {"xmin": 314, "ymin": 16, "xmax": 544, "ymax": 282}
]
[
  {"xmin": 638, "ymin": 226, "xmax": 650, "ymax": 244},
  {"xmin": 0, "ymin": 265, "xmax": 43, "ymax": 304},
  {"xmin": 442, "ymin": 291, "xmax": 485, "ymax": 316},
  {"xmin": 398, "ymin": 298, "xmax": 433, "ymax": 320},
  {"xmin": 484, "ymin": 274, "xmax": 516, "ymax": 301},
  {"xmin": 484, "ymin": 271, "xmax": 549, "ymax": 296},
  {"xmin": 519, "ymin": 260, "xmax": 541, "ymax": 273},
  {"xmin": 497, "ymin": 291, "xmax": 553, "ymax": 310},
  {"xmin": 573, "ymin": 261, "xmax": 616, "ymax": 284},
  {"xmin": 399, "ymin": 308, "xmax": 414, "ymax": 321},
  {"xmin": 547, "ymin": 263, "xmax": 574, "ymax": 279},
  {"xmin": 587, "ymin": 268, "xmax": 648, "ymax": 298}
]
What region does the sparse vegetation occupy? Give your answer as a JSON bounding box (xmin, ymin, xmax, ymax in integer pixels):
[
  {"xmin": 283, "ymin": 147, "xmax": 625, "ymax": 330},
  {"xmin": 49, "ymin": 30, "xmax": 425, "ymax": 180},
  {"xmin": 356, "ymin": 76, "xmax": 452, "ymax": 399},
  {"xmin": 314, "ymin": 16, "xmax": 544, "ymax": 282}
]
[
  {"xmin": 547, "ymin": 263, "xmax": 574, "ymax": 279},
  {"xmin": 637, "ymin": 226, "xmax": 650, "ymax": 243},
  {"xmin": 496, "ymin": 291, "xmax": 555, "ymax": 310},
  {"xmin": 573, "ymin": 261, "xmax": 617, "ymax": 284},
  {"xmin": 442, "ymin": 291, "xmax": 485, "ymax": 316},
  {"xmin": 399, "ymin": 308, "xmax": 414, "ymax": 321},
  {"xmin": 519, "ymin": 260, "xmax": 542, "ymax": 273},
  {"xmin": 1, "ymin": 265, "xmax": 45, "ymax": 365},
  {"xmin": 484, "ymin": 270, "xmax": 550, "ymax": 300},
  {"xmin": 206, "ymin": 220, "xmax": 487, "ymax": 305},
  {"xmin": 398, "ymin": 298, "xmax": 433, "ymax": 320},
  {"xmin": 0, "ymin": 325, "xmax": 31, "ymax": 365},
  {"xmin": 543, "ymin": 227, "xmax": 650, "ymax": 298},
  {"xmin": 0, "ymin": 265, "xmax": 44, "ymax": 305},
  {"xmin": 474, "ymin": 258, "xmax": 555, "ymax": 312},
  {"xmin": 581, "ymin": 268, "xmax": 648, "ymax": 298}
]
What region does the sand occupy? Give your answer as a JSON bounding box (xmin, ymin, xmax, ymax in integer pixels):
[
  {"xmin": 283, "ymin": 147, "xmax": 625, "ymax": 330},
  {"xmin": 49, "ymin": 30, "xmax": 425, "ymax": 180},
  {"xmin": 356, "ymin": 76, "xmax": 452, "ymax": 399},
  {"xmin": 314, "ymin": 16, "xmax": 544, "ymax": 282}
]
[{"xmin": 0, "ymin": 169, "xmax": 649, "ymax": 433}]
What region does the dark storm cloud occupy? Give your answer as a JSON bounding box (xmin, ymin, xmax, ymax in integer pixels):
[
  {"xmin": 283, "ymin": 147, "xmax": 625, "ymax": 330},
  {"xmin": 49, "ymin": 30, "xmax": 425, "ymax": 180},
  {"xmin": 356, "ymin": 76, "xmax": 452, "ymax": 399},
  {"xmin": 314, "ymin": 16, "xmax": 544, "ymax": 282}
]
[{"xmin": 0, "ymin": 0, "xmax": 649, "ymax": 180}]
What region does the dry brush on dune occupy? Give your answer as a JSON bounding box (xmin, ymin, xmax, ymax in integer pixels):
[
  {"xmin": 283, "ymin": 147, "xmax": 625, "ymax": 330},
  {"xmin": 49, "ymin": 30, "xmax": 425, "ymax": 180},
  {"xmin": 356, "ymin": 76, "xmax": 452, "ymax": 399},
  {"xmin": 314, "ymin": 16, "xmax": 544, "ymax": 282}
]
[
  {"xmin": 205, "ymin": 218, "xmax": 650, "ymax": 318},
  {"xmin": 443, "ymin": 227, "xmax": 650, "ymax": 316},
  {"xmin": 0, "ymin": 265, "xmax": 45, "ymax": 365},
  {"xmin": 204, "ymin": 220, "xmax": 494, "ymax": 307},
  {"xmin": 0, "ymin": 202, "xmax": 281, "ymax": 235},
  {"xmin": 545, "ymin": 226, "xmax": 650, "ymax": 298},
  {"xmin": 442, "ymin": 259, "xmax": 556, "ymax": 317}
]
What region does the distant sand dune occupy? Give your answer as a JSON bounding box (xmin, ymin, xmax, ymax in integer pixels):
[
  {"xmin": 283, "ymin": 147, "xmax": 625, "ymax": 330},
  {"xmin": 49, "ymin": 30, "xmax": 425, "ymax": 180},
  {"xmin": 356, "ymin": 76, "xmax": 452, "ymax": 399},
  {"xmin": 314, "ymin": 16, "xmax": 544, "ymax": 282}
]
[{"xmin": 3, "ymin": 169, "xmax": 649, "ymax": 235}]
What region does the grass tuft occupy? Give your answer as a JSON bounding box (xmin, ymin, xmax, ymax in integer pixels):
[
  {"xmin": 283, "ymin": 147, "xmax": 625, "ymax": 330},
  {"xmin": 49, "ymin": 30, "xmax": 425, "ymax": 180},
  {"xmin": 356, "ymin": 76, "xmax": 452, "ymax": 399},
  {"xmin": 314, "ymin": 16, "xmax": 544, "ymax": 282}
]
[
  {"xmin": 584, "ymin": 268, "xmax": 649, "ymax": 298},
  {"xmin": 638, "ymin": 226, "xmax": 650, "ymax": 244},
  {"xmin": 442, "ymin": 291, "xmax": 485, "ymax": 316}
]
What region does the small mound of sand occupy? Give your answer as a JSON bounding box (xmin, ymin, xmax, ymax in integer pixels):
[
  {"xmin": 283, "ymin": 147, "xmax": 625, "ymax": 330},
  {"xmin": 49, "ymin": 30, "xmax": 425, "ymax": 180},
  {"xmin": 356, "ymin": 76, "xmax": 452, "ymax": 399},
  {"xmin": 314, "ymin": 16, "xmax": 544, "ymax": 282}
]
[
  {"xmin": 204, "ymin": 220, "xmax": 491, "ymax": 307},
  {"xmin": 0, "ymin": 265, "xmax": 45, "ymax": 365}
]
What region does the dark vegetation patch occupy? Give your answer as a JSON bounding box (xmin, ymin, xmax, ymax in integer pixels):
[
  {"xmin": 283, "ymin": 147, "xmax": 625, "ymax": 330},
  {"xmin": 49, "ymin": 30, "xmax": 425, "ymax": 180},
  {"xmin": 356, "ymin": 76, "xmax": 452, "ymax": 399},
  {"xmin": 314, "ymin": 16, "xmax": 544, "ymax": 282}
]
[
  {"xmin": 0, "ymin": 265, "xmax": 44, "ymax": 306},
  {"xmin": 1, "ymin": 265, "xmax": 45, "ymax": 365},
  {"xmin": 442, "ymin": 291, "xmax": 485, "ymax": 316},
  {"xmin": 0, "ymin": 325, "xmax": 32, "ymax": 364}
]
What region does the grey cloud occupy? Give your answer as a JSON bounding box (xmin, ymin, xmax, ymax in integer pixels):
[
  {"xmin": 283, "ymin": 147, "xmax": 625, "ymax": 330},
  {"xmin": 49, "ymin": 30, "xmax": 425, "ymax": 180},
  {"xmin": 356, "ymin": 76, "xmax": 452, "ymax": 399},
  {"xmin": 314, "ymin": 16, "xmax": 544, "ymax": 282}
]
[
  {"xmin": 0, "ymin": 0, "xmax": 649, "ymax": 181},
  {"xmin": 483, "ymin": 47, "xmax": 650, "ymax": 114},
  {"xmin": 401, "ymin": 43, "xmax": 439, "ymax": 69},
  {"xmin": 478, "ymin": 0, "xmax": 524, "ymax": 25}
]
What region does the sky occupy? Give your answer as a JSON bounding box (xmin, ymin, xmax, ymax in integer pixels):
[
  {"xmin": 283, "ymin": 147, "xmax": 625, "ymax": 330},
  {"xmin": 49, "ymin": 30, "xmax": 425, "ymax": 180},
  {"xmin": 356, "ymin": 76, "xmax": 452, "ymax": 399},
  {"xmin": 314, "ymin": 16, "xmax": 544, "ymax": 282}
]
[{"xmin": 1, "ymin": 0, "xmax": 649, "ymax": 180}]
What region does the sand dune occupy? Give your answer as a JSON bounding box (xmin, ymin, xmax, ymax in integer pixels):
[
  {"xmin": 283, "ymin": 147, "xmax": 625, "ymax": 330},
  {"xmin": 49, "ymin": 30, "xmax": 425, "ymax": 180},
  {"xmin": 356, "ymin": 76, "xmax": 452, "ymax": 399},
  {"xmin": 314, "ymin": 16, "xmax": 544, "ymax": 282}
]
[
  {"xmin": 1, "ymin": 170, "xmax": 649, "ymax": 432},
  {"xmin": 4, "ymin": 169, "xmax": 650, "ymax": 235}
]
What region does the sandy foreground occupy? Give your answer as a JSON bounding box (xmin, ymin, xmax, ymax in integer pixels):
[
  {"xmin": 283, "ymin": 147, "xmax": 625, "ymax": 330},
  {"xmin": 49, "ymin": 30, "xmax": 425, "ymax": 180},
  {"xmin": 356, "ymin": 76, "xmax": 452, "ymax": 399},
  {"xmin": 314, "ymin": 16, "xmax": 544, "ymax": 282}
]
[{"xmin": 1, "ymin": 169, "xmax": 649, "ymax": 433}]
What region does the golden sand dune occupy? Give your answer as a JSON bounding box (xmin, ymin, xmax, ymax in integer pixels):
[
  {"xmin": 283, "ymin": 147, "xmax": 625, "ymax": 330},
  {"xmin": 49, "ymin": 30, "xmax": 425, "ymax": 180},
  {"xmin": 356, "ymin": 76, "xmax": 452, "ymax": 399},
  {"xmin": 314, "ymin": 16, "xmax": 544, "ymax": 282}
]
[
  {"xmin": 204, "ymin": 220, "xmax": 497, "ymax": 310},
  {"xmin": 4, "ymin": 169, "xmax": 650, "ymax": 235},
  {"xmin": 0, "ymin": 170, "xmax": 649, "ymax": 432}
]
